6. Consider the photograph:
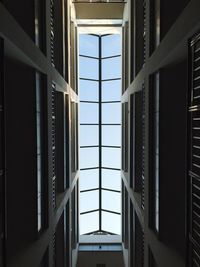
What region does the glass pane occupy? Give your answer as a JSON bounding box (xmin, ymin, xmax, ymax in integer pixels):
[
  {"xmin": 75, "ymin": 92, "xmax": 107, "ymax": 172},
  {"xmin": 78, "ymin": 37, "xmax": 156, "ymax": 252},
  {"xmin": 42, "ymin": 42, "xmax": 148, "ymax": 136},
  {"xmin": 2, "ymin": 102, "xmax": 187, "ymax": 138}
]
[
  {"xmin": 79, "ymin": 57, "xmax": 99, "ymax": 80},
  {"xmin": 79, "ymin": 34, "xmax": 99, "ymax": 58},
  {"xmin": 80, "ymin": 103, "xmax": 98, "ymax": 123},
  {"xmin": 102, "ymin": 147, "xmax": 121, "ymax": 169},
  {"xmin": 102, "ymin": 125, "xmax": 121, "ymax": 146},
  {"xmin": 102, "ymin": 34, "xmax": 121, "ymax": 58},
  {"xmin": 79, "ymin": 80, "xmax": 99, "ymax": 101},
  {"xmin": 102, "ymin": 211, "xmax": 121, "ymax": 235},
  {"xmin": 102, "ymin": 190, "xmax": 121, "ymax": 213},
  {"xmin": 80, "ymin": 125, "xmax": 99, "ymax": 146},
  {"xmin": 102, "ymin": 103, "xmax": 121, "ymax": 124},
  {"xmin": 79, "ymin": 169, "xmax": 99, "ymax": 191},
  {"xmin": 80, "ymin": 211, "xmax": 99, "ymax": 235},
  {"xmin": 102, "ymin": 57, "xmax": 121, "ymax": 80},
  {"xmin": 80, "ymin": 147, "xmax": 99, "ymax": 169},
  {"xmin": 80, "ymin": 190, "xmax": 99, "ymax": 213},
  {"xmin": 102, "ymin": 169, "xmax": 121, "ymax": 191},
  {"xmin": 102, "ymin": 80, "xmax": 121, "ymax": 101}
]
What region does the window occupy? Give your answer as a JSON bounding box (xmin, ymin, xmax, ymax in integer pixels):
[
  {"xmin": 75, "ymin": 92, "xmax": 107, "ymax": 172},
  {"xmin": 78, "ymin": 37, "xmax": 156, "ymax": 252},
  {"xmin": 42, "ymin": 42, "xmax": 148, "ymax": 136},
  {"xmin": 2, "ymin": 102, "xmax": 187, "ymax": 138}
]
[
  {"xmin": 130, "ymin": 92, "xmax": 142, "ymax": 191},
  {"xmin": 79, "ymin": 33, "xmax": 122, "ymax": 235},
  {"xmin": 122, "ymin": 102, "xmax": 128, "ymax": 173},
  {"xmin": 36, "ymin": 72, "xmax": 47, "ymax": 233},
  {"xmin": 71, "ymin": 102, "xmax": 79, "ymax": 174},
  {"xmin": 55, "ymin": 92, "xmax": 65, "ymax": 193},
  {"xmin": 135, "ymin": 214, "xmax": 144, "ymax": 267},
  {"xmin": 188, "ymin": 32, "xmax": 200, "ymax": 266},
  {"xmin": 34, "ymin": 0, "xmax": 46, "ymax": 53},
  {"xmin": 150, "ymin": 0, "xmax": 160, "ymax": 55},
  {"xmin": 149, "ymin": 73, "xmax": 159, "ymax": 233},
  {"xmin": 0, "ymin": 39, "xmax": 4, "ymax": 267}
]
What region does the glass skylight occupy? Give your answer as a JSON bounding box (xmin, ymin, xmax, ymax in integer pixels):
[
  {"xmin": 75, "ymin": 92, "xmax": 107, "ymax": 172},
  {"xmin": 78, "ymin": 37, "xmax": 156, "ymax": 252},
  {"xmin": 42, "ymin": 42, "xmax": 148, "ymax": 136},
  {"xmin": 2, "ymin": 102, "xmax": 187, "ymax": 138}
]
[{"xmin": 79, "ymin": 31, "xmax": 122, "ymax": 236}]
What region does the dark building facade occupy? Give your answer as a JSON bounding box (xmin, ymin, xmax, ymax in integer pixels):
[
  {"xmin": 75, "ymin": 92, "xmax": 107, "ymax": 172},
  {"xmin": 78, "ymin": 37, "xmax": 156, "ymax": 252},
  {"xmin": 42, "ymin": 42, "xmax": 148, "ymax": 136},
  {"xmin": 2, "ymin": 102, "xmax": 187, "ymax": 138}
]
[{"xmin": 0, "ymin": 0, "xmax": 199, "ymax": 266}]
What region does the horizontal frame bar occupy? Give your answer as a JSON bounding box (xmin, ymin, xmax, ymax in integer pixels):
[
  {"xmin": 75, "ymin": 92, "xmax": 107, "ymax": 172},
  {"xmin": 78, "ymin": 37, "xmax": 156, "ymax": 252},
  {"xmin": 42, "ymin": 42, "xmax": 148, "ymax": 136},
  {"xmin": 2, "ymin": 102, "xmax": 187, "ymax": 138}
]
[
  {"xmin": 80, "ymin": 188, "xmax": 99, "ymax": 193},
  {"xmin": 101, "ymin": 209, "xmax": 121, "ymax": 215},
  {"xmin": 80, "ymin": 77, "xmax": 99, "ymax": 82},
  {"xmin": 102, "ymin": 167, "xmax": 121, "ymax": 171},
  {"xmin": 101, "ymin": 188, "xmax": 121, "ymax": 193},
  {"xmin": 80, "ymin": 145, "xmax": 99, "ymax": 148},
  {"xmin": 80, "ymin": 54, "xmax": 99, "ymax": 60},
  {"xmin": 80, "ymin": 167, "xmax": 99, "ymax": 171},
  {"xmin": 80, "ymin": 101, "xmax": 99, "ymax": 103},
  {"xmin": 80, "ymin": 209, "xmax": 99, "ymax": 215},
  {"xmin": 102, "ymin": 55, "xmax": 121, "ymax": 60},
  {"xmin": 102, "ymin": 101, "xmax": 121, "ymax": 103},
  {"xmin": 102, "ymin": 78, "xmax": 121, "ymax": 82}
]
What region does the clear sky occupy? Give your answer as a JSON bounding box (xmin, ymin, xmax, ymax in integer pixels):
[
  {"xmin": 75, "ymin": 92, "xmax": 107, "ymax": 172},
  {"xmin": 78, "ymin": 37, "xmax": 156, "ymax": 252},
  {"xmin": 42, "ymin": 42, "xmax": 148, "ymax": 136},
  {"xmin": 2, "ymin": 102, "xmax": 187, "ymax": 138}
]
[{"xmin": 79, "ymin": 32, "xmax": 122, "ymax": 235}]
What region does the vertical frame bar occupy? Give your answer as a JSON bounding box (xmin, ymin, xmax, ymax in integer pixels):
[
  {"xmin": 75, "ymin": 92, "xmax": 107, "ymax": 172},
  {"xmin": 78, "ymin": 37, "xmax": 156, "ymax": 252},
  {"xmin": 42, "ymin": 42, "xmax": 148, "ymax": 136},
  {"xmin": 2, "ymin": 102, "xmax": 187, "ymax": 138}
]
[{"xmin": 99, "ymin": 35, "xmax": 102, "ymax": 231}]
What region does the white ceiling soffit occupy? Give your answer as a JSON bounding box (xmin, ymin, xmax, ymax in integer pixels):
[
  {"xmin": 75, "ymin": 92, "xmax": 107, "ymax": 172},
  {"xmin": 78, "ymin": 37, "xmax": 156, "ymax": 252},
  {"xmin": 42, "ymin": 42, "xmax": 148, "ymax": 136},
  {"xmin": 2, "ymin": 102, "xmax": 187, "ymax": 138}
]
[
  {"xmin": 78, "ymin": 23, "xmax": 122, "ymax": 35},
  {"xmin": 79, "ymin": 234, "xmax": 122, "ymax": 244},
  {"xmin": 74, "ymin": 3, "xmax": 125, "ymax": 19}
]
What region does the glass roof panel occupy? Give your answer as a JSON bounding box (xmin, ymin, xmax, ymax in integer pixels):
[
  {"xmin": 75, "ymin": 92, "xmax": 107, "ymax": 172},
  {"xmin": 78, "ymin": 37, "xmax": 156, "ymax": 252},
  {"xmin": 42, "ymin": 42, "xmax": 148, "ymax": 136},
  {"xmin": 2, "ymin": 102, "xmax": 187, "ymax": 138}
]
[
  {"xmin": 102, "ymin": 169, "xmax": 121, "ymax": 191},
  {"xmin": 102, "ymin": 125, "xmax": 121, "ymax": 146},
  {"xmin": 80, "ymin": 211, "xmax": 99, "ymax": 235},
  {"xmin": 80, "ymin": 80, "xmax": 99, "ymax": 101},
  {"xmin": 80, "ymin": 169, "xmax": 99, "ymax": 191},
  {"xmin": 102, "ymin": 211, "xmax": 121, "ymax": 235},
  {"xmin": 102, "ymin": 103, "xmax": 121, "ymax": 124},
  {"xmin": 79, "ymin": 34, "xmax": 99, "ymax": 57},
  {"xmin": 80, "ymin": 125, "xmax": 99, "ymax": 146},
  {"xmin": 79, "ymin": 57, "xmax": 99, "ymax": 80},
  {"xmin": 102, "ymin": 57, "xmax": 121, "ymax": 80},
  {"xmin": 80, "ymin": 103, "xmax": 99, "ymax": 124},
  {"xmin": 102, "ymin": 147, "xmax": 121, "ymax": 169},
  {"xmin": 80, "ymin": 147, "xmax": 99, "ymax": 169},
  {"xmin": 102, "ymin": 190, "xmax": 121, "ymax": 213},
  {"xmin": 80, "ymin": 190, "xmax": 99, "ymax": 213},
  {"xmin": 102, "ymin": 80, "xmax": 121, "ymax": 101},
  {"xmin": 102, "ymin": 34, "xmax": 121, "ymax": 58}
]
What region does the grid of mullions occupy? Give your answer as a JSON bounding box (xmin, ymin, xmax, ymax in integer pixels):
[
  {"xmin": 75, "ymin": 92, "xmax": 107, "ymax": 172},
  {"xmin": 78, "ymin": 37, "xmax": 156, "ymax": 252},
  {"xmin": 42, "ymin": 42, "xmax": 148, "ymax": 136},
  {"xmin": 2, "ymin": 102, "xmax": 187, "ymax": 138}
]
[{"xmin": 79, "ymin": 33, "xmax": 121, "ymax": 235}]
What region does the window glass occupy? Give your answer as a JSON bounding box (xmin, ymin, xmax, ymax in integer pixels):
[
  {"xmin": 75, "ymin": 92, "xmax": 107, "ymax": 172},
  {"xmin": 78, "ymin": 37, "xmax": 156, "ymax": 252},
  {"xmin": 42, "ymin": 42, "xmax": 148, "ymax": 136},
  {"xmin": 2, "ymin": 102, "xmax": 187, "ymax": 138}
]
[
  {"xmin": 102, "ymin": 34, "xmax": 121, "ymax": 57},
  {"xmin": 80, "ymin": 211, "xmax": 99, "ymax": 235},
  {"xmin": 102, "ymin": 190, "xmax": 121, "ymax": 213},
  {"xmin": 102, "ymin": 169, "xmax": 121, "ymax": 191},
  {"xmin": 102, "ymin": 211, "xmax": 121, "ymax": 235},
  {"xmin": 79, "ymin": 57, "xmax": 98, "ymax": 80},
  {"xmin": 102, "ymin": 125, "xmax": 121, "ymax": 146},
  {"xmin": 80, "ymin": 147, "xmax": 99, "ymax": 169},
  {"xmin": 102, "ymin": 57, "xmax": 121, "ymax": 80},
  {"xmin": 102, "ymin": 80, "xmax": 121, "ymax": 101},
  {"xmin": 79, "ymin": 34, "xmax": 99, "ymax": 58},
  {"xmin": 80, "ymin": 103, "xmax": 99, "ymax": 124},
  {"xmin": 80, "ymin": 80, "xmax": 99, "ymax": 101},
  {"xmin": 79, "ymin": 169, "xmax": 99, "ymax": 191},
  {"xmin": 102, "ymin": 103, "xmax": 121, "ymax": 124},
  {"xmin": 80, "ymin": 190, "xmax": 99, "ymax": 213},
  {"xmin": 102, "ymin": 147, "xmax": 121, "ymax": 169},
  {"xmin": 80, "ymin": 125, "xmax": 99, "ymax": 146}
]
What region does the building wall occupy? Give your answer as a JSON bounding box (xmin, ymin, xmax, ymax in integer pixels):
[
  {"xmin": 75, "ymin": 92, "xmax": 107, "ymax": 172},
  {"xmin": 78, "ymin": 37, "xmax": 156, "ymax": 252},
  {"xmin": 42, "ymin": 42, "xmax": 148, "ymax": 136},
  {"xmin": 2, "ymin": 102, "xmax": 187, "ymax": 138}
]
[
  {"xmin": 0, "ymin": 0, "xmax": 79, "ymax": 266},
  {"xmin": 121, "ymin": 0, "xmax": 200, "ymax": 266}
]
